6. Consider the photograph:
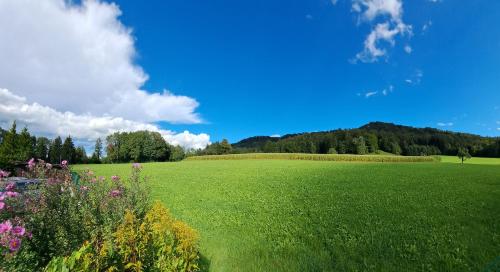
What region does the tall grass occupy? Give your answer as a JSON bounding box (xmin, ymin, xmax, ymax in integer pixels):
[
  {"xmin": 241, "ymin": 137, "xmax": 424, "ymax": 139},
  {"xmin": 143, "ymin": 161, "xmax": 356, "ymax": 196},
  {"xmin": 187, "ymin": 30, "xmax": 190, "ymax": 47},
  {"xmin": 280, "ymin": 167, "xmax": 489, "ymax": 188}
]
[{"xmin": 186, "ymin": 153, "xmax": 439, "ymax": 163}]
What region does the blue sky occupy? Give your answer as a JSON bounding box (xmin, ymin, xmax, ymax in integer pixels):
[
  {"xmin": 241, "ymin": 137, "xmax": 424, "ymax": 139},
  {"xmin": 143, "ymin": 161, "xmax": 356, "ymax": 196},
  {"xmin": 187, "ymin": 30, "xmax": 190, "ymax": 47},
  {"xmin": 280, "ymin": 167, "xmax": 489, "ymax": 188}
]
[
  {"xmin": 110, "ymin": 0, "xmax": 500, "ymax": 142},
  {"xmin": 0, "ymin": 0, "xmax": 498, "ymax": 148}
]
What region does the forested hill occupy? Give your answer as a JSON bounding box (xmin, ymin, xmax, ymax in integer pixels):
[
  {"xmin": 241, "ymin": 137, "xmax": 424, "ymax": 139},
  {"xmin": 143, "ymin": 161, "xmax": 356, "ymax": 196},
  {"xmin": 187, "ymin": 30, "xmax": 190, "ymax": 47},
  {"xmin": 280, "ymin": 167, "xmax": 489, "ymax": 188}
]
[{"xmin": 232, "ymin": 122, "xmax": 500, "ymax": 157}]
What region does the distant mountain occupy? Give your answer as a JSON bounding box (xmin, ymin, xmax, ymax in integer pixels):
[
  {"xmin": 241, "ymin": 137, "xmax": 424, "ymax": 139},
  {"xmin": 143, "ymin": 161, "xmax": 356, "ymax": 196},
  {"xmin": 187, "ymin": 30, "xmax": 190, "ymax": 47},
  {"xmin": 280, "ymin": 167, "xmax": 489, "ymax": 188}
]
[{"xmin": 232, "ymin": 122, "xmax": 500, "ymax": 157}]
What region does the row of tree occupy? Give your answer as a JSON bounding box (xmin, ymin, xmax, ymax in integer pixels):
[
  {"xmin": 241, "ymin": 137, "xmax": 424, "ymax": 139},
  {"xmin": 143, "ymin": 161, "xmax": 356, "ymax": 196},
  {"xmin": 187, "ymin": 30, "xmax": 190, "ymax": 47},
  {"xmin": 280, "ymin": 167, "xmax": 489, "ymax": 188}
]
[
  {"xmin": 195, "ymin": 139, "xmax": 232, "ymax": 155},
  {"xmin": 0, "ymin": 122, "xmax": 189, "ymax": 168},
  {"xmin": 227, "ymin": 122, "xmax": 500, "ymax": 157},
  {"xmin": 0, "ymin": 122, "xmax": 96, "ymax": 167},
  {"xmin": 106, "ymin": 131, "xmax": 185, "ymax": 163}
]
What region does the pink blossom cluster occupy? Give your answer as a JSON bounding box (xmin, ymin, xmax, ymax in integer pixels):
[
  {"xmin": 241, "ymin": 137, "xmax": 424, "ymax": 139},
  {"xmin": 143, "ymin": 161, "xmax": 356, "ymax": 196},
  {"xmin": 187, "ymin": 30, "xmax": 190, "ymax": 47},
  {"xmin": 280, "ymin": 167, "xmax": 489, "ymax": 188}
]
[
  {"xmin": 0, "ymin": 169, "xmax": 9, "ymax": 179},
  {"xmin": 1, "ymin": 182, "xmax": 19, "ymax": 211},
  {"xmin": 0, "ymin": 220, "xmax": 29, "ymax": 253},
  {"xmin": 109, "ymin": 189, "xmax": 122, "ymax": 197}
]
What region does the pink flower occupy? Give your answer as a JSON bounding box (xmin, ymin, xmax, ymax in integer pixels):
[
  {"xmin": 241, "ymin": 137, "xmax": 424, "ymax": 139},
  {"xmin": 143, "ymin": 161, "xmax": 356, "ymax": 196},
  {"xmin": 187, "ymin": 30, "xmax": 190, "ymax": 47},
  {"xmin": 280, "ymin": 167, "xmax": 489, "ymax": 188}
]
[
  {"xmin": 0, "ymin": 192, "xmax": 4, "ymax": 201},
  {"xmin": 61, "ymin": 160, "xmax": 68, "ymax": 167},
  {"xmin": 98, "ymin": 176, "xmax": 105, "ymax": 182},
  {"xmin": 132, "ymin": 163, "xmax": 142, "ymax": 169},
  {"xmin": 46, "ymin": 163, "xmax": 52, "ymax": 169},
  {"xmin": 9, "ymin": 238, "xmax": 21, "ymax": 252},
  {"xmin": 0, "ymin": 202, "xmax": 4, "ymax": 210},
  {"xmin": 5, "ymin": 182, "xmax": 15, "ymax": 191},
  {"xmin": 0, "ymin": 220, "xmax": 12, "ymax": 234},
  {"xmin": 0, "ymin": 170, "xmax": 9, "ymax": 178},
  {"xmin": 109, "ymin": 190, "xmax": 122, "ymax": 197},
  {"xmin": 12, "ymin": 226, "xmax": 25, "ymax": 237},
  {"xmin": 80, "ymin": 186, "xmax": 89, "ymax": 191},
  {"xmin": 90, "ymin": 178, "xmax": 97, "ymax": 183},
  {"xmin": 6, "ymin": 191, "xmax": 19, "ymax": 198},
  {"xmin": 111, "ymin": 175, "xmax": 120, "ymax": 182},
  {"xmin": 28, "ymin": 158, "xmax": 35, "ymax": 169}
]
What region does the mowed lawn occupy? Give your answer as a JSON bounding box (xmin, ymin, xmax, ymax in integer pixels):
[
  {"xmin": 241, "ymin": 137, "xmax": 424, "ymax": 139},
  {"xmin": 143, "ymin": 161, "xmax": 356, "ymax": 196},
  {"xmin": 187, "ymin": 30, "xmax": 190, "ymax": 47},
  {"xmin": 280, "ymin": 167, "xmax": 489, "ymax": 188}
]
[{"xmin": 73, "ymin": 160, "xmax": 500, "ymax": 272}]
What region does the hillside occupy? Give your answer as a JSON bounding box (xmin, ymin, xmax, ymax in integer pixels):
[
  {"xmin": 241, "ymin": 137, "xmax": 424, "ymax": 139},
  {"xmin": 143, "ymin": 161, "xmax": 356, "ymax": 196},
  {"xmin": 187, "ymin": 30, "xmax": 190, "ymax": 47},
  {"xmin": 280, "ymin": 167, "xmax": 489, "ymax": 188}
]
[{"xmin": 231, "ymin": 122, "xmax": 500, "ymax": 157}]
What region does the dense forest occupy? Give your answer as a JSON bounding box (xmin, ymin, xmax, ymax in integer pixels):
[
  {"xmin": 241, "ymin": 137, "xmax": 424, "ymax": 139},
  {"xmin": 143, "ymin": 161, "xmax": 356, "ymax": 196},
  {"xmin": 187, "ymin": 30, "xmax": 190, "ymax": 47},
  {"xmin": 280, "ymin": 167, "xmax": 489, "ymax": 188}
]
[{"xmin": 220, "ymin": 122, "xmax": 500, "ymax": 157}]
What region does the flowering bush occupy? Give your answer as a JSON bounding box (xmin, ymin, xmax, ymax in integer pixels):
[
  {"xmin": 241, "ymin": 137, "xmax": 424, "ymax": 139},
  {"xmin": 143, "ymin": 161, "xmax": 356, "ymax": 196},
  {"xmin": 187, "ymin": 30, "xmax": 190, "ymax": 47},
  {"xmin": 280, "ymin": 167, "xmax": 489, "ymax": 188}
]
[
  {"xmin": 0, "ymin": 159, "xmax": 199, "ymax": 271},
  {"xmin": 45, "ymin": 202, "xmax": 200, "ymax": 272}
]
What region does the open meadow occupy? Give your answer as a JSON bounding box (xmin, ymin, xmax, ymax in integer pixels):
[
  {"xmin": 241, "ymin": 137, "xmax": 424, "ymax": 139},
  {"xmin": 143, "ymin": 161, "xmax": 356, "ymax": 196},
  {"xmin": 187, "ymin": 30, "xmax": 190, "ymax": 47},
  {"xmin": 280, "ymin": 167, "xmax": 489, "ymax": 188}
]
[{"xmin": 73, "ymin": 157, "xmax": 500, "ymax": 271}]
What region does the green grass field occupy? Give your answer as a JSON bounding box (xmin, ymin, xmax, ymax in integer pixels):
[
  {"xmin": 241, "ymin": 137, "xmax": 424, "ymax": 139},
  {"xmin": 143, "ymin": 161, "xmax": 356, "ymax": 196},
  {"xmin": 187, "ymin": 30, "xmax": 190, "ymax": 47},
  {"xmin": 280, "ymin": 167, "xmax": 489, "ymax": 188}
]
[
  {"xmin": 440, "ymin": 155, "xmax": 500, "ymax": 165},
  {"xmin": 73, "ymin": 159, "xmax": 500, "ymax": 271}
]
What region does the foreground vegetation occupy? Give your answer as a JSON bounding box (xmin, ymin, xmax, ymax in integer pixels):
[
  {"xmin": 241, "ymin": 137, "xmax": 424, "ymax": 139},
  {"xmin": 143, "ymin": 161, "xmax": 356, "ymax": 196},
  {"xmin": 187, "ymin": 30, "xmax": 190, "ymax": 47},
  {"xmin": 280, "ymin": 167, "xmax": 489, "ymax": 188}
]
[
  {"xmin": 187, "ymin": 153, "xmax": 439, "ymax": 162},
  {"xmin": 1, "ymin": 161, "xmax": 200, "ymax": 271},
  {"xmin": 75, "ymin": 160, "xmax": 500, "ymax": 271}
]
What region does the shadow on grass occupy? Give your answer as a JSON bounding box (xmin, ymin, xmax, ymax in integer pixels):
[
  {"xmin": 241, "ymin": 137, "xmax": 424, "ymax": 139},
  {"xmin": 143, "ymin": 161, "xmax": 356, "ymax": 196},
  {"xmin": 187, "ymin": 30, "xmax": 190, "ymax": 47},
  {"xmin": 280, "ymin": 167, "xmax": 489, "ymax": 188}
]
[{"xmin": 199, "ymin": 253, "xmax": 211, "ymax": 272}]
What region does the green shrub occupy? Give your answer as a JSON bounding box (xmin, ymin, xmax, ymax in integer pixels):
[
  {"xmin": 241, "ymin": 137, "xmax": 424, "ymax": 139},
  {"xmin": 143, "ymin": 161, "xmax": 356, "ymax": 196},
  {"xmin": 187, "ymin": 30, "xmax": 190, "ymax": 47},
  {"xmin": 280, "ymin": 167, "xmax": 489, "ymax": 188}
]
[
  {"xmin": 1, "ymin": 160, "xmax": 151, "ymax": 270},
  {"xmin": 45, "ymin": 202, "xmax": 200, "ymax": 272}
]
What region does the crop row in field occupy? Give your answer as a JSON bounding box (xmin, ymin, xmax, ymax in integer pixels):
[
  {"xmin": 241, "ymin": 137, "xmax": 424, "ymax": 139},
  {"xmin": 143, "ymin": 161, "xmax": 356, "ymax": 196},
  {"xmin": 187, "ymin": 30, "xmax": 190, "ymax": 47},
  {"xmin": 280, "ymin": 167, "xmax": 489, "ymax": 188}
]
[{"xmin": 187, "ymin": 153, "xmax": 439, "ymax": 162}]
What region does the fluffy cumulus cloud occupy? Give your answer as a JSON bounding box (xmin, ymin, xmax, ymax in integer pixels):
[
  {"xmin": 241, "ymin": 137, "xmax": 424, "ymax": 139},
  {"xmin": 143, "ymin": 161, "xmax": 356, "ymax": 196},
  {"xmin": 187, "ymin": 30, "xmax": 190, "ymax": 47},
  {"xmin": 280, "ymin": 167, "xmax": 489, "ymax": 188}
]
[
  {"xmin": 0, "ymin": 89, "xmax": 210, "ymax": 150},
  {"xmin": 0, "ymin": 0, "xmax": 209, "ymax": 149},
  {"xmin": 349, "ymin": 0, "xmax": 412, "ymax": 62}
]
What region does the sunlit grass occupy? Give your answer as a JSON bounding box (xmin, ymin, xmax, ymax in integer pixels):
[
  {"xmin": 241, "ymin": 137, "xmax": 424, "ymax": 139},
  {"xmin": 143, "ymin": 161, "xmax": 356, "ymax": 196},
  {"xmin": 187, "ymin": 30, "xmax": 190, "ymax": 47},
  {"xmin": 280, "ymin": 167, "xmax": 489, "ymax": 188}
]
[
  {"xmin": 440, "ymin": 155, "xmax": 500, "ymax": 165},
  {"xmin": 74, "ymin": 160, "xmax": 500, "ymax": 271}
]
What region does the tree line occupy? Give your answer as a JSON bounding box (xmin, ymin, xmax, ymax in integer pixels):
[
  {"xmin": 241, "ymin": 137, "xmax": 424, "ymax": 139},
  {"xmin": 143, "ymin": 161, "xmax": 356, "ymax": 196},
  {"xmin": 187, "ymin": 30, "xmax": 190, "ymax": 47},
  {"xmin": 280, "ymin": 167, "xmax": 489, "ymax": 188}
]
[
  {"xmin": 224, "ymin": 122, "xmax": 500, "ymax": 157},
  {"xmin": 106, "ymin": 131, "xmax": 185, "ymax": 163},
  {"xmin": 0, "ymin": 122, "xmax": 187, "ymax": 168},
  {"xmin": 0, "ymin": 121, "xmax": 91, "ymax": 167}
]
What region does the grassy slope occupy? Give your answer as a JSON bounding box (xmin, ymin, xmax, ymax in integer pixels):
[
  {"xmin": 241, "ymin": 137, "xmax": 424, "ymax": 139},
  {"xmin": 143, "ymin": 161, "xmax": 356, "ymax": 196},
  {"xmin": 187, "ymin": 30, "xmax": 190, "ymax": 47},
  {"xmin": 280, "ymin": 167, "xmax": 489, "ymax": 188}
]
[{"xmin": 74, "ymin": 161, "xmax": 500, "ymax": 272}]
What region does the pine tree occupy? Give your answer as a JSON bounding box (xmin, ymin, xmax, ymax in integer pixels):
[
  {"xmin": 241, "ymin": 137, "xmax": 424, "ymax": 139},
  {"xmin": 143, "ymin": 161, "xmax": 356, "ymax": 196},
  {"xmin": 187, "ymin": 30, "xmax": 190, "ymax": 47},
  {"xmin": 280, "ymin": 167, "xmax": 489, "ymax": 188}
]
[
  {"xmin": 17, "ymin": 127, "xmax": 34, "ymax": 161},
  {"xmin": 0, "ymin": 121, "xmax": 18, "ymax": 163},
  {"xmin": 49, "ymin": 136, "xmax": 63, "ymax": 164},
  {"xmin": 74, "ymin": 146, "xmax": 87, "ymax": 164},
  {"xmin": 61, "ymin": 136, "xmax": 76, "ymax": 163},
  {"xmin": 35, "ymin": 137, "xmax": 50, "ymax": 161},
  {"xmin": 92, "ymin": 138, "xmax": 103, "ymax": 162}
]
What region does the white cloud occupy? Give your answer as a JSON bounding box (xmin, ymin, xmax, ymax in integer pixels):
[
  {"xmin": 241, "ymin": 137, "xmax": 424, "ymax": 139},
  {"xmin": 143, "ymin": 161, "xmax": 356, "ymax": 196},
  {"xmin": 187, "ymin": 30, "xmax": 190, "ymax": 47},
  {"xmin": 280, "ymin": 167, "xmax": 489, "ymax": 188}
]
[
  {"xmin": 0, "ymin": 0, "xmax": 202, "ymax": 124},
  {"xmin": 270, "ymin": 134, "xmax": 281, "ymax": 138},
  {"xmin": 422, "ymin": 20, "xmax": 433, "ymax": 33},
  {"xmin": 437, "ymin": 122, "xmax": 453, "ymax": 127},
  {"xmin": 0, "ymin": 0, "xmax": 210, "ymax": 149},
  {"xmin": 0, "ymin": 89, "xmax": 210, "ymax": 150},
  {"xmin": 405, "ymin": 69, "xmax": 423, "ymax": 85},
  {"xmin": 404, "ymin": 45, "xmax": 412, "ymax": 54},
  {"xmin": 331, "ymin": 0, "xmax": 339, "ymax": 5},
  {"xmin": 365, "ymin": 91, "xmax": 378, "ymax": 98},
  {"xmin": 382, "ymin": 84, "xmax": 394, "ymax": 95},
  {"xmin": 350, "ymin": 0, "xmax": 412, "ymax": 63}
]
